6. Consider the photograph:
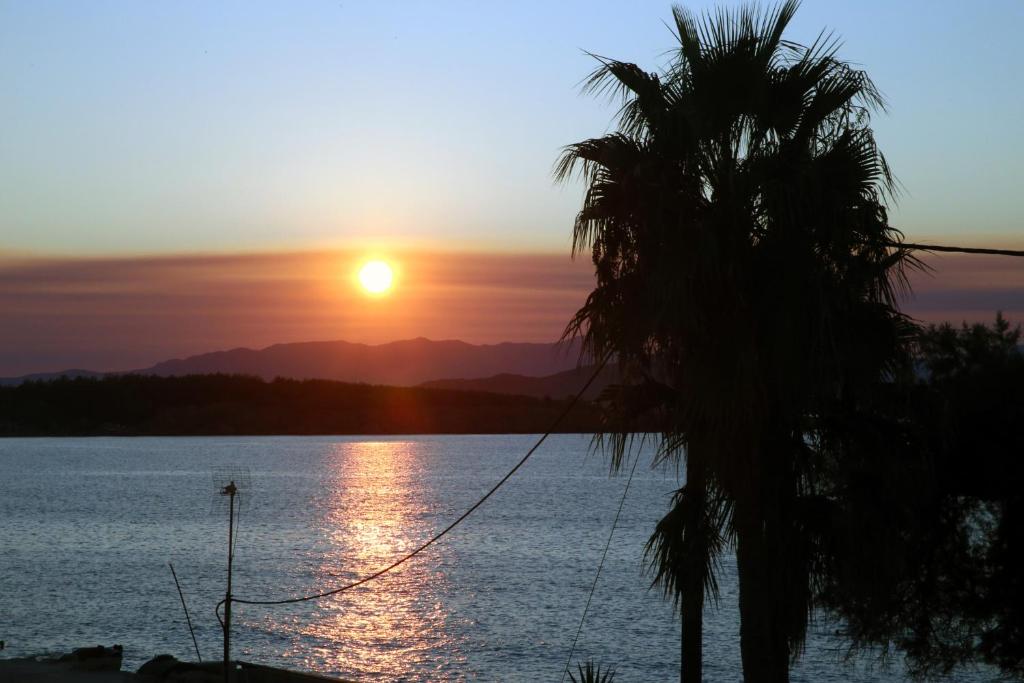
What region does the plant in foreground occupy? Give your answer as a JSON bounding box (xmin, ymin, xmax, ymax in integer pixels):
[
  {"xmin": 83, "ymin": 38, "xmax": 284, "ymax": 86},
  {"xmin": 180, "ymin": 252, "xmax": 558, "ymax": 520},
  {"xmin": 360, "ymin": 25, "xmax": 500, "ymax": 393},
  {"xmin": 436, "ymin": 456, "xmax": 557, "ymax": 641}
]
[{"xmin": 568, "ymin": 660, "xmax": 617, "ymax": 683}]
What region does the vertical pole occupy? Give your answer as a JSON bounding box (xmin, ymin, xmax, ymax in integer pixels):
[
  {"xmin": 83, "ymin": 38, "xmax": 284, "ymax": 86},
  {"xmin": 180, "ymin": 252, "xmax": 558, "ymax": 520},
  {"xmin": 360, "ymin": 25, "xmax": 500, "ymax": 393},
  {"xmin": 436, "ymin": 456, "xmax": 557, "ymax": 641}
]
[
  {"xmin": 681, "ymin": 611, "xmax": 686, "ymax": 683},
  {"xmin": 223, "ymin": 481, "xmax": 236, "ymax": 683}
]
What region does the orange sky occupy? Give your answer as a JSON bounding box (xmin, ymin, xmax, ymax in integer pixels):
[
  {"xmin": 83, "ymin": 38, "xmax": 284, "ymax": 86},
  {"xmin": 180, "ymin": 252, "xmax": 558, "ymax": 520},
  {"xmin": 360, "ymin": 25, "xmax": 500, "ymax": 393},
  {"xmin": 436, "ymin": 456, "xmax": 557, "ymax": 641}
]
[
  {"xmin": 0, "ymin": 250, "xmax": 592, "ymax": 375},
  {"xmin": 0, "ymin": 248, "xmax": 1020, "ymax": 376}
]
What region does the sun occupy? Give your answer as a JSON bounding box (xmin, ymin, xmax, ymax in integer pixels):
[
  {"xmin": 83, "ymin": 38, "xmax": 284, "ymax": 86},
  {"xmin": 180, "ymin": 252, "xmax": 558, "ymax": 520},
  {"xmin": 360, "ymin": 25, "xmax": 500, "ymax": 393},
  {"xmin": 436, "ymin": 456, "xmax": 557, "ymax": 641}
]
[{"xmin": 358, "ymin": 260, "xmax": 394, "ymax": 295}]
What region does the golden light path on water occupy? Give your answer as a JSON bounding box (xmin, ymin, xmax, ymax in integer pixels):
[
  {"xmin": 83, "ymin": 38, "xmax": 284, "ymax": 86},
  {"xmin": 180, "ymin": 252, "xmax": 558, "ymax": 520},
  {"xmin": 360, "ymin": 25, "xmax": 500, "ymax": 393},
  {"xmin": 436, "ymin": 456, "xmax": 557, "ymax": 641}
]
[{"xmin": 259, "ymin": 441, "xmax": 466, "ymax": 679}]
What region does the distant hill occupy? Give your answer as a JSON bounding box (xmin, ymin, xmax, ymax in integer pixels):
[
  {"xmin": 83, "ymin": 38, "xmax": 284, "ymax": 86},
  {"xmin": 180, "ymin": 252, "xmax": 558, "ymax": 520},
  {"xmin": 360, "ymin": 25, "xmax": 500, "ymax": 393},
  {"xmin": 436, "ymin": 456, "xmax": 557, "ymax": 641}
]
[
  {"xmin": 420, "ymin": 364, "xmax": 618, "ymax": 400},
  {"xmin": 0, "ymin": 338, "xmax": 584, "ymax": 387}
]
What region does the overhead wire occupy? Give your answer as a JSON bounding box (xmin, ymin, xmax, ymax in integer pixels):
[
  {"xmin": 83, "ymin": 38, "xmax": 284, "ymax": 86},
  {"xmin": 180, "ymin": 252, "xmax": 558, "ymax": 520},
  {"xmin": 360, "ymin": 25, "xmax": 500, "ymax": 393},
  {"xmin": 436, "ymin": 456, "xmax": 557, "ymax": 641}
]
[
  {"xmin": 211, "ymin": 238, "xmax": 1022, "ymax": 644},
  {"xmin": 896, "ymin": 242, "xmax": 1024, "ymax": 258},
  {"xmin": 558, "ymin": 452, "xmax": 641, "ymax": 683},
  {"xmin": 217, "ymin": 357, "xmax": 609, "ymax": 620}
]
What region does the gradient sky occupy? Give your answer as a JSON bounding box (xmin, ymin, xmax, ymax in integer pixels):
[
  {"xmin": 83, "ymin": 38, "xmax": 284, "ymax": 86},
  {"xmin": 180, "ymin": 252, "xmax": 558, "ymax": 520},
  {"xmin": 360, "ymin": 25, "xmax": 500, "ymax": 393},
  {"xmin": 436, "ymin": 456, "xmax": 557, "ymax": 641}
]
[
  {"xmin": 1, "ymin": 1, "xmax": 1022, "ymax": 375},
  {"xmin": 2, "ymin": 0, "xmax": 1022, "ymax": 254}
]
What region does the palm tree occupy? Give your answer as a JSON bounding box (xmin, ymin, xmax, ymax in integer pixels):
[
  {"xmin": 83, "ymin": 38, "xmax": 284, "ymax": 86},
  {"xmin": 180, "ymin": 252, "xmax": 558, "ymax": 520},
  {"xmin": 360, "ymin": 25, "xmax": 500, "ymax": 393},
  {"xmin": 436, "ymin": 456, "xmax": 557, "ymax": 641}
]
[{"xmin": 558, "ymin": 3, "xmax": 916, "ymax": 681}]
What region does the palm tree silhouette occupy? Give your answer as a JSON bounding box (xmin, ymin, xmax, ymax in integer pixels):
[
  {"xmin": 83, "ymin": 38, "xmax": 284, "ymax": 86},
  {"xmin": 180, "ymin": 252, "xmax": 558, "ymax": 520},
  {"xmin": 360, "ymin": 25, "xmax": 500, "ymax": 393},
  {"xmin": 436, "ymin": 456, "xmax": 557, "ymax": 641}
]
[{"xmin": 558, "ymin": 3, "xmax": 916, "ymax": 681}]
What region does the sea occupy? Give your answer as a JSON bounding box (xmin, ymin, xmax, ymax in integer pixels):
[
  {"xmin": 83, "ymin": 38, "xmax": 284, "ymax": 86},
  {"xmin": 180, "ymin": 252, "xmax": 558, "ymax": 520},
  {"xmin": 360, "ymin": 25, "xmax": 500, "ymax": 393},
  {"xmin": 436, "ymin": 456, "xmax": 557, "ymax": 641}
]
[{"xmin": 0, "ymin": 436, "xmax": 991, "ymax": 682}]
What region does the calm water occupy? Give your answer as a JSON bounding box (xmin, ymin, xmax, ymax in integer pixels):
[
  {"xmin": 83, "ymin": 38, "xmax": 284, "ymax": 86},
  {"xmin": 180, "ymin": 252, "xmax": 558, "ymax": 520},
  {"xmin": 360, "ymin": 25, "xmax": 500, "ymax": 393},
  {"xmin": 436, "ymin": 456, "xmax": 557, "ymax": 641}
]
[{"xmin": 0, "ymin": 436, "xmax": 986, "ymax": 681}]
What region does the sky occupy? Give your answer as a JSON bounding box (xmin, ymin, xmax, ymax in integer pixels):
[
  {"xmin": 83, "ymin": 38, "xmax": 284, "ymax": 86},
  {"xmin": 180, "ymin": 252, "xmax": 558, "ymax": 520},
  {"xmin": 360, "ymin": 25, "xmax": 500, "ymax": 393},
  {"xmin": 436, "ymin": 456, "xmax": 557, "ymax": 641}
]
[
  {"xmin": 0, "ymin": 250, "xmax": 595, "ymax": 373},
  {"xmin": 1, "ymin": 1, "xmax": 1022, "ymax": 374},
  {"xmin": 1, "ymin": 248, "xmax": 1018, "ymax": 377}
]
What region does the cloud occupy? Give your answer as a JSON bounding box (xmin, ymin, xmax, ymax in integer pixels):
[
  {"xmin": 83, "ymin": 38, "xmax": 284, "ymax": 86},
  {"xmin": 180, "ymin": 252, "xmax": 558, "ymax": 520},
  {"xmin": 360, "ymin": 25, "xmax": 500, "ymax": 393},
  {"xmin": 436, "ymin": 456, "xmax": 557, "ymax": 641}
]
[
  {"xmin": 0, "ymin": 250, "xmax": 594, "ymax": 375},
  {"xmin": 0, "ymin": 248, "xmax": 1019, "ymax": 376},
  {"xmin": 904, "ymin": 252, "xmax": 1024, "ymax": 325}
]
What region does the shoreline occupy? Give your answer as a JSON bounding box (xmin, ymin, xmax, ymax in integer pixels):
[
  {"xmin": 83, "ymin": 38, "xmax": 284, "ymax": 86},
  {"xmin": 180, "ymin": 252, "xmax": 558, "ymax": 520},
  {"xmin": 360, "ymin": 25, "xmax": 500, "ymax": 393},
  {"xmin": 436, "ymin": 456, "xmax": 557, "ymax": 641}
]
[{"xmin": 0, "ymin": 653, "xmax": 352, "ymax": 682}]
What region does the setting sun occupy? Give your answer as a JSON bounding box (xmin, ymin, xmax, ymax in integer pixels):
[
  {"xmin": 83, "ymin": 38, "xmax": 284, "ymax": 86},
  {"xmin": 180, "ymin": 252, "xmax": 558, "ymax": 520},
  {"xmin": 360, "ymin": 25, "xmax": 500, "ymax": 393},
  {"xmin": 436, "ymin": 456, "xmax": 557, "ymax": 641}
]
[{"xmin": 358, "ymin": 260, "xmax": 394, "ymax": 295}]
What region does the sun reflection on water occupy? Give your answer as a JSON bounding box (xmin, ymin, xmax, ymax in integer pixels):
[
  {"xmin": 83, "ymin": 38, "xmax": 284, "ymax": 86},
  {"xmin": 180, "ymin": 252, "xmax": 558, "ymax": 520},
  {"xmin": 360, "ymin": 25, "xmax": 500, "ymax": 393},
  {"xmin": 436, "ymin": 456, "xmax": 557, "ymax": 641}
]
[{"xmin": 256, "ymin": 440, "xmax": 467, "ymax": 680}]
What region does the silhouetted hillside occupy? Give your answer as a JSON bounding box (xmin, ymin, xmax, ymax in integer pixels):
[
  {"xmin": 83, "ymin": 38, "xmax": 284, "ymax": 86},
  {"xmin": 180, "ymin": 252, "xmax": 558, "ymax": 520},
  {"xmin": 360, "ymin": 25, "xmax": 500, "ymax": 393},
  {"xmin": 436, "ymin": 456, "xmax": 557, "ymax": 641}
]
[
  {"xmin": 0, "ymin": 368, "xmax": 105, "ymax": 386},
  {"xmin": 0, "ymin": 338, "xmax": 583, "ymax": 387},
  {"xmin": 0, "ymin": 374, "xmax": 601, "ymax": 436},
  {"xmin": 420, "ymin": 364, "xmax": 618, "ymax": 400}
]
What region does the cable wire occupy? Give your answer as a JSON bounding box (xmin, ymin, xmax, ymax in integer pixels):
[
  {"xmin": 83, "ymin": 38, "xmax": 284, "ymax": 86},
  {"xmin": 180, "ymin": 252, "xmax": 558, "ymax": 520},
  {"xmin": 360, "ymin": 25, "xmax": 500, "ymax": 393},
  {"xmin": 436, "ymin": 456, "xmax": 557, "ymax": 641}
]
[
  {"xmin": 214, "ymin": 242, "xmax": 1019, "ymax": 618},
  {"xmin": 897, "ymin": 242, "xmax": 1024, "ymax": 258},
  {"xmin": 558, "ymin": 451, "xmax": 640, "ymax": 683},
  {"xmin": 169, "ymin": 562, "xmax": 203, "ymax": 663},
  {"xmin": 218, "ymin": 358, "xmax": 608, "ymax": 618},
  {"xmin": 209, "ymin": 239, "xmax": 1021, "ymax": 647}
]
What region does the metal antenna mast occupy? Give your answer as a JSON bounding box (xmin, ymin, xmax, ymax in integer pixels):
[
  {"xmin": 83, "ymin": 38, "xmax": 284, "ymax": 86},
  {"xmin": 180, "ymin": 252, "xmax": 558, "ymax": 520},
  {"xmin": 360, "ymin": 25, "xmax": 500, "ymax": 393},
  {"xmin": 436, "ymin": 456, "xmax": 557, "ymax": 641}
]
[
  {"xmin": 212, "ymin": 467, "xmax": 250, "ymax": 683},
  {"xmin": 223, "ymin": 479, "xmax": 236, "ymax": 682}
]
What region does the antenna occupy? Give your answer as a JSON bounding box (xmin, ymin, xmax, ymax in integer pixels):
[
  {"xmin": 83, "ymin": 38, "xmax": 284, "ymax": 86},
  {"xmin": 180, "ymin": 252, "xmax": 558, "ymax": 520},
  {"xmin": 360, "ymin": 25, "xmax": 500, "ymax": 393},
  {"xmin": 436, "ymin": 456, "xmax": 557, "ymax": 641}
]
[{"xmin": 212, "ymin": 467, "xmax": 251, "ymax": 683}]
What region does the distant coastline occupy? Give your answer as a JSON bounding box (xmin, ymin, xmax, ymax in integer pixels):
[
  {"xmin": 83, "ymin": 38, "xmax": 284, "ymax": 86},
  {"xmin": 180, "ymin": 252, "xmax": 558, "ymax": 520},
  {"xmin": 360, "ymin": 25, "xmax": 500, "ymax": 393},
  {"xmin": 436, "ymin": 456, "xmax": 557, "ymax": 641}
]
[
  {"xmin": 0, "ymin": 373, "xmax": 605, "ymax": 437},
  {"xmin": 0, "ymin": 337, "xmax": 584, "ymax": 387}
]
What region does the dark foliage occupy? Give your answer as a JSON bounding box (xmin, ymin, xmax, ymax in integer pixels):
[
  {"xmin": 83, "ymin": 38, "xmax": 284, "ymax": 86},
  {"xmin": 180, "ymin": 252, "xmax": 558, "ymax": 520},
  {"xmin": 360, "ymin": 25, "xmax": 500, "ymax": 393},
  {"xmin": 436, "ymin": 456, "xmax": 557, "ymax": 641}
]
[
  {"xmin": 568, "ymin": 661, "xmax": 617, "ymax": 683},
  {"xmin": 819, "ymin": 314, "xmax": 1024, "ymax": 678},
  {"xmin": 0, "ymin": 373, "xmax": 603, "ymax": 436}
]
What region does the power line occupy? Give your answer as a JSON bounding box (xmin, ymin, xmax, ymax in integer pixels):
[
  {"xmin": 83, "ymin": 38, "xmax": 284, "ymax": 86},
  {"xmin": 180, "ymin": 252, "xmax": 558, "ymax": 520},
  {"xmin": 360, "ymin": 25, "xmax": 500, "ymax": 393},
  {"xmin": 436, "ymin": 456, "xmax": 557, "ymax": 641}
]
[
  {"xmin": 558, "ymin": 453, "xmax": 640, "ymax": 683},
  {"xmin": 214, "ymin": 237, "xmax": 1020, "ymax": 632},
  {"xmin": 897, "ymin": 242, "xmax": 1024, "ymax": 258},
  {"xmin": 218, "ymin": 358, "xmax": 608, "ymax": 616}
]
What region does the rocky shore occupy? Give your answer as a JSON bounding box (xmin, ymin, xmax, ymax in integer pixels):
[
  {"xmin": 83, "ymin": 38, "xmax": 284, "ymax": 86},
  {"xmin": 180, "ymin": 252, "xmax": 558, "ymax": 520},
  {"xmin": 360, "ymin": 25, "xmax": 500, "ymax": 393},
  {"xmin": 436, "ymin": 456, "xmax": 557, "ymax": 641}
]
[{"xmin": 0, "ymin": 647, "xmax": 351, "ymax": 682}]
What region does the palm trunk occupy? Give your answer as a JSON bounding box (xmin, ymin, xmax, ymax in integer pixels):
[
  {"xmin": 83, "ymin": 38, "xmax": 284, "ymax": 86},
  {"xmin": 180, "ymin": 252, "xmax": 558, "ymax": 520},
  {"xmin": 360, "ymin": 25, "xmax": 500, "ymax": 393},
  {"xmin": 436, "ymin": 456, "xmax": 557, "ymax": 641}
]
[
  {"xmin": 681, "ymin": 458, "xmax": 707, "ymax": 683},
  {"xmin": 681, "ymin": 572, "xmax": 704, "ymax": 683},
  {"xmin": 735, "ymin": 497, "xmax": 790, "ymax": 683}
]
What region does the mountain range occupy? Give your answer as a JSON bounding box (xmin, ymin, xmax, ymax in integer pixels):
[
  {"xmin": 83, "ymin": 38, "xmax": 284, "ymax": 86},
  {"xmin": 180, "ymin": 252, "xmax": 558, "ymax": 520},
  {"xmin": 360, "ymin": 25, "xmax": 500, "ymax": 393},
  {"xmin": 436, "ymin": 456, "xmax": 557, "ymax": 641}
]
[
  {"xmin": 0, "ymin": 338, "xmax": 607, "ymax": 398},
  {"xmin": 421, "ymin": 363, "xmax": 616, "ymax": 400}
]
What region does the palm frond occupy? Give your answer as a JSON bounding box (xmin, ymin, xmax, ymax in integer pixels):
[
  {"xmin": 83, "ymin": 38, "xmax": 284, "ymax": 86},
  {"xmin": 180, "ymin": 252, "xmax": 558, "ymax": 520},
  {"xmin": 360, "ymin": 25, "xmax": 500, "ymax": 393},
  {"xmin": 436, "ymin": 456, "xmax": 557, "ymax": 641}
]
[
  {"xmin": 644, "ymin": 480, "xmax": 732, "ymax": 608},
  {"xmin": 568, "ymin": 661, "xmax": 617, "ymax": 683}
]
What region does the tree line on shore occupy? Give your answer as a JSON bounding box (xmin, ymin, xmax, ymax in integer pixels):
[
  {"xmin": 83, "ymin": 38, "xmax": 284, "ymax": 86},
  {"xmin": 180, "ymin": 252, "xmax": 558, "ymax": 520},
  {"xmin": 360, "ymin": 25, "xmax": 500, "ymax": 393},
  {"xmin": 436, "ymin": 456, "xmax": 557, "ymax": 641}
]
[{"xmin": 0, "ymin": 373, "xmax": 605, "ymax": 436}]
